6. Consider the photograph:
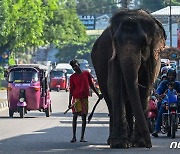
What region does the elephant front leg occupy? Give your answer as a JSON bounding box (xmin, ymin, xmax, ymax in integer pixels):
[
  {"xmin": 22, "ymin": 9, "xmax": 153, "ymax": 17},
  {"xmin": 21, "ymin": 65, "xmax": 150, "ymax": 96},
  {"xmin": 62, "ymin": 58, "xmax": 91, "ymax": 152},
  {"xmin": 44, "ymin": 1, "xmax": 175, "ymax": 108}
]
[
  {"xmin": 132, "ymin": 82, "xmax": 150, "ymax": 147},
  {"xmin": 110, "ymin": 97, "xmax": 130, "ymax": 148},
  {"xmin": 108, "ymin": 63, "xmax": 129, "ymax": 148}
]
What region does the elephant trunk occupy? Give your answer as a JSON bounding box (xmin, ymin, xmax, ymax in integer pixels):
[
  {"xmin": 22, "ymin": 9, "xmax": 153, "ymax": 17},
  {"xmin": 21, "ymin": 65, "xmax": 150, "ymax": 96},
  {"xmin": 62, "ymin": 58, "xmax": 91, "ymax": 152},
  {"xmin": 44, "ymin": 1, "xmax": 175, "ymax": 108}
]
[{"xmin": 120, "ymin": 58, "xmax": 152, "ymax": 148}]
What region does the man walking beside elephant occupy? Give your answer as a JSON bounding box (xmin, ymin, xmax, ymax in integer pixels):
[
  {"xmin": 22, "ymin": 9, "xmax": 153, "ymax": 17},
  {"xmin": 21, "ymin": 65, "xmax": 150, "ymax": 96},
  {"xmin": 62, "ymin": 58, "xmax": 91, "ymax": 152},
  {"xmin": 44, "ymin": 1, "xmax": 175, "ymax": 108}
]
[{"xmin": 68, "ymin": 59, "xmax": 103, "ymax": 143}]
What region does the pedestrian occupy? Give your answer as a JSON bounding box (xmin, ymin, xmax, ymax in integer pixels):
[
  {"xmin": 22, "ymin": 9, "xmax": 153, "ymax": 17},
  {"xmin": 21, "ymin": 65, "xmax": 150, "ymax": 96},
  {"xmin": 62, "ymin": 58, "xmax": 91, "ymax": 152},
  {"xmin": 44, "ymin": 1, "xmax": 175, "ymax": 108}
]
[{"xmin": 68, "ymin": 59, "xmax": 103, "ymax": 143}]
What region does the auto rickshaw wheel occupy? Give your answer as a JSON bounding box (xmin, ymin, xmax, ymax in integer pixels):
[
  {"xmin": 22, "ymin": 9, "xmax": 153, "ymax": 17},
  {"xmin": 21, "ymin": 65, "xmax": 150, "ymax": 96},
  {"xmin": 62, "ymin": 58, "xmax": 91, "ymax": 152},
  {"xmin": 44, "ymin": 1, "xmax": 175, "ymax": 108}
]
[
  {"xmin": 45, "ymin": 104, "xmax": 51, "ymax": 117},
  {"xmin": 57, "ymin": 88, "xmax": 60, "ymax": 92},
  {"xmin": 9, "ymin": 109, "xmax": 14, "ymax": 118},
  {"xmin": 19, "ymin": 107, "xmax": 25, "ymax": 118}
]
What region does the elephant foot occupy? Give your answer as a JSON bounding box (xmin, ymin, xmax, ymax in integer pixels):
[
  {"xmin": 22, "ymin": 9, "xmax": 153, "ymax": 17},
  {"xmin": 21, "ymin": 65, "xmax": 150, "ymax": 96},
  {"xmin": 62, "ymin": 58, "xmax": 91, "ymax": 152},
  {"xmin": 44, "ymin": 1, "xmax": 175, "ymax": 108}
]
[
  {"xmin": 107, "ymin": 138, "xmax": 110, "ymax": 145},
  {"xmin": 132, "ymin": 133, "xmax": 152, "ymax": 148},
  {"xmin": 132, "ymin": 138, "xmax": 146, "ymax": 148},
  {"xmin": 110, "ymin": 138, "xmax": 131, "ymax": 149}
]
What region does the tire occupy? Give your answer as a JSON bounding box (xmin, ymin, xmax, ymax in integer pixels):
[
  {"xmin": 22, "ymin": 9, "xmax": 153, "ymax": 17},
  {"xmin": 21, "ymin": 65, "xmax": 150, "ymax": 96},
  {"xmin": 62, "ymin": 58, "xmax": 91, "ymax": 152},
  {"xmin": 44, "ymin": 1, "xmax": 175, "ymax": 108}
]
[
  {"xmin": 147, "ymin": 118, "xmax": 153, "ymax": 133},
  {"xmin": 19, "ymin": 107, "xmax": 25, "ymax": 118},
  {"xmin": 9, "ymin": 109, "xmax": 14, "ymax": 118},
  {"xmin": 171, "ymin": 114, "xmax": 176, "ymax": 138},
  {"xmin": 45, "ymin": 104, "xmax": 51, "ymax": 117}
]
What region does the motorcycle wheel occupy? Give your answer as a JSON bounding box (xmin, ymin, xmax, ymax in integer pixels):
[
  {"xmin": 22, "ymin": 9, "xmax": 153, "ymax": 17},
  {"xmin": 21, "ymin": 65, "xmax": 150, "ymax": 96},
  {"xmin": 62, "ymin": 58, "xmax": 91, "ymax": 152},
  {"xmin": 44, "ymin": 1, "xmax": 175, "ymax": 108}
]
[
  {"xmin": 171, "ymin": 114, "xmax": 176, "ymax": 138},
  {"xmin": 147, "ymin": 118, "xmax": 155, "ymax": 133},
  {"xmin": 19, "ymin": 107, "xmax": 25, "ymax": 118}
]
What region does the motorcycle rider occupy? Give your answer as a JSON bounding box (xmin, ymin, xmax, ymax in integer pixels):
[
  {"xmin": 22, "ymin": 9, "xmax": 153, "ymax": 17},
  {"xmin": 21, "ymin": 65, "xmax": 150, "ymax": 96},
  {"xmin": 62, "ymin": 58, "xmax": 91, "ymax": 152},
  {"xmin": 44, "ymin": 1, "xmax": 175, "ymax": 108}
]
[{"xmin": 152, "ymin": 68, "xmax": 180, "ymax": 137}]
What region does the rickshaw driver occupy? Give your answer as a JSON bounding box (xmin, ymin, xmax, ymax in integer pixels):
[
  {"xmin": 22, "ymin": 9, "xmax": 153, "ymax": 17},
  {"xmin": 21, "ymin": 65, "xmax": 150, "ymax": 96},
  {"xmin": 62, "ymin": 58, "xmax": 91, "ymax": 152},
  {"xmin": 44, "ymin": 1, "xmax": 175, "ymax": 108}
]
[{"xmin": 68, "ymin": 59, "xmax": 103, "ymax": 143}]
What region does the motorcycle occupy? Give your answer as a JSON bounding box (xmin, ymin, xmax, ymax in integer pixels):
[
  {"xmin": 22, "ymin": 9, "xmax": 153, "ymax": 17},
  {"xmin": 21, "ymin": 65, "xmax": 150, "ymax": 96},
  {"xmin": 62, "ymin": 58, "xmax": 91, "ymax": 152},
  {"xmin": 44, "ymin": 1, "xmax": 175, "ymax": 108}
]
[
  {"xmin": 161, "ymin": 94, "xmax": 180, "ymax": 138},
  {"xmin": 147, "ymin": 96, "xmax": 158, "ymax": 133}
]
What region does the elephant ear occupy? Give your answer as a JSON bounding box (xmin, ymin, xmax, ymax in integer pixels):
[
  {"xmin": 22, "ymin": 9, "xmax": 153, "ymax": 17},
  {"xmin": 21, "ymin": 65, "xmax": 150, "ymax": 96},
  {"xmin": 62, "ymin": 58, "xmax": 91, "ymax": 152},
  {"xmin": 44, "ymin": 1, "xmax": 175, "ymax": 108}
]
[
  {"xmin": 110, "ymin": 23, "xmax": 122, "ymax": 61},
  {"xmin": 152, "ymin": 18, "xmax": 166, "ymax": 61}
]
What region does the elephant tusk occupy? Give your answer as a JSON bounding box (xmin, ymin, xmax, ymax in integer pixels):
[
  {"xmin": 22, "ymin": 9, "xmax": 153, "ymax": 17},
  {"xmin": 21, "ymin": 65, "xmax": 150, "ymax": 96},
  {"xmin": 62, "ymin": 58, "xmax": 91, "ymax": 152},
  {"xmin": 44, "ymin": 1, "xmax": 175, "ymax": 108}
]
[
  {"xmin": 110, "ymin": 38, "xmax": 116, "ymax": 61},
  {"xmin": 138, "ymin": 83, "xmax": 146, "ymax": 89}
]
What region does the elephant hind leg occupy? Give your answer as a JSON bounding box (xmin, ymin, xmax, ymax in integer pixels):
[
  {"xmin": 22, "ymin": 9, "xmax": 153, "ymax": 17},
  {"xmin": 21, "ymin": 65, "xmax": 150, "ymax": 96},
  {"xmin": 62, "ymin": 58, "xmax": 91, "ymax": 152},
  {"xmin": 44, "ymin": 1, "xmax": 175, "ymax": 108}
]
[
  {"xmin": 126, "ymin": 101, "xmax": 134, "ymax": 141},
  {"xmin": 132, "ymin": 121, "xmax": 147, "ymax": 147}
]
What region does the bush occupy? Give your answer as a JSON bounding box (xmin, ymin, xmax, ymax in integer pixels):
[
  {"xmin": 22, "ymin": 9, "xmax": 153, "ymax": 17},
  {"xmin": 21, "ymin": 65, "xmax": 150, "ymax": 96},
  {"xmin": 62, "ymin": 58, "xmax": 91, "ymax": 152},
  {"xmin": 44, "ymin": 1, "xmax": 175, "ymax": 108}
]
[{"xmin": 0, "ymin": 66, "xmax": 4, "ymax": 81}]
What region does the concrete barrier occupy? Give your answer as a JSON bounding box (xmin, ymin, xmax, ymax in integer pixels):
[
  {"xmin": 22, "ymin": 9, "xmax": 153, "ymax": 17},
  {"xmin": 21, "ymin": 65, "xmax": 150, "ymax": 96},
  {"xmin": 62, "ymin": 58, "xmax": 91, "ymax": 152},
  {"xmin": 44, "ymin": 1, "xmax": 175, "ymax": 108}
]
[{"xmin": 0, "ymin": 101, "xmax": 8, "ymax": 110}]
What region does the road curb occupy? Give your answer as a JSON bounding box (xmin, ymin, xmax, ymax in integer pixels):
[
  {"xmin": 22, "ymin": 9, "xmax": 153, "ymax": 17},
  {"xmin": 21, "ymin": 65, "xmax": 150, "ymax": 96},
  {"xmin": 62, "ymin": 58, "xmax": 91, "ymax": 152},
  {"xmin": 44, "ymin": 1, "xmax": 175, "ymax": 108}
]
[{"xmin": 0, "ymin": 101, "xmax": 8, "ymax": 110}]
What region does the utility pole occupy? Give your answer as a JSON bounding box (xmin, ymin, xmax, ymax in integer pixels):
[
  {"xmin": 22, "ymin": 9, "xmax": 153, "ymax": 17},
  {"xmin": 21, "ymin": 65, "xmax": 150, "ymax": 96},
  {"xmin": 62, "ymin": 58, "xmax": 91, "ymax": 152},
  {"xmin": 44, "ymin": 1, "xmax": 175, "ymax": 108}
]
[
  {"xmin": 121, "ymin": 0, "xmax": 128, "ymax": 8},
  {"xmin": 169, "ymin": 0, "xmax": 172, "ymax": 47}
]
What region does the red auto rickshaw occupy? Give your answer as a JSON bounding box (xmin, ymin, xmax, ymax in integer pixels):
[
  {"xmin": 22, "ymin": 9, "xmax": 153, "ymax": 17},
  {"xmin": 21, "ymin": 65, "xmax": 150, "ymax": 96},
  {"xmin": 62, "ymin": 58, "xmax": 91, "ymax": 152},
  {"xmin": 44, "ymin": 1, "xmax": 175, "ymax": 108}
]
[
  {"xmin": 49, "ymin": 69, "xmax": 69, "ymax": 92},
  {"xmin": 4, "ymin": 64, "xmax": 52, "ymax": 118}
]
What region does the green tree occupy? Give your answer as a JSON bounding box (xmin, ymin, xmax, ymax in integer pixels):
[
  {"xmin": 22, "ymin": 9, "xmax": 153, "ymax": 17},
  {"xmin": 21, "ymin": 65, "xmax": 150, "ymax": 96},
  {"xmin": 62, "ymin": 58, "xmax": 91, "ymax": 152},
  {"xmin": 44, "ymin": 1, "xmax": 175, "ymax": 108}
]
[
  {"xmin": 0, "ymin": 0, "xmax": 87, "ymax": 64},
  {"xmin": 57, "ymin": 35, "xmax": 98, "ymax": 64},
  {"xmin": 76, "ymin": 0, "xmax": 119, "ymax": 15},
  {"xmin": 139, "ymin": 0, "xmax": 164, "ymax": 12},
  {"xmin": 140, "ymin": 0, "xmax": 180, "ymax": 12},
  {"xmin": 40, "ymin": 0, "xmax": 87, "ymax": 47},
  {"xmin": 0, "ymin": 0, "xmax": 45, "ymax": 52},
  {"xmin": 164, "ymin": 0, "xmax": 180, "ymax": 6}
]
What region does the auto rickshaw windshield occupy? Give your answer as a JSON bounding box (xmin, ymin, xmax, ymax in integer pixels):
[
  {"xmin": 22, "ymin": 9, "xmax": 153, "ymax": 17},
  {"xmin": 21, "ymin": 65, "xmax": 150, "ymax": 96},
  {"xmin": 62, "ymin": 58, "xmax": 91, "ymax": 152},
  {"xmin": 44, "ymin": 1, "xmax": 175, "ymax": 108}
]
[
  {"xmin": 8, "ymin": 68, "xmax": 39, "ymax": 83},
  {"xmin": 50, "ymin": 71, "xmax": 65, "ymax": 78}
]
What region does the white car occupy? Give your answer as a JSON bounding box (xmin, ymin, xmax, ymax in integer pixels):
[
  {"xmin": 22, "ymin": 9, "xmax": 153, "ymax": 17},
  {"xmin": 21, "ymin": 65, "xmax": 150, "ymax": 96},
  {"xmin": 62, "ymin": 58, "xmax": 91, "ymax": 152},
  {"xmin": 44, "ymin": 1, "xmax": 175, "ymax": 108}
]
[{"xmin": 55, "ymin": 63, "xmax": 74, "ymax": 83}]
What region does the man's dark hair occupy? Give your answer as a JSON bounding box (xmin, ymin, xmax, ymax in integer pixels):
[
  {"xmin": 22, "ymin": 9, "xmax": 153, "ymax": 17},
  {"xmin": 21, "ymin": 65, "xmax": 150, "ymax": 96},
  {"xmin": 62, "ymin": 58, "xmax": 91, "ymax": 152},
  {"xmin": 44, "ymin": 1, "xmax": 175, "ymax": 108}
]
[
  {"xmin": 167, "ymin": 68, "xmax": 176, "ymax": 78},
  {"xmin": 69, "ymin": 59, "xmax": 79, "ymax": 67}
]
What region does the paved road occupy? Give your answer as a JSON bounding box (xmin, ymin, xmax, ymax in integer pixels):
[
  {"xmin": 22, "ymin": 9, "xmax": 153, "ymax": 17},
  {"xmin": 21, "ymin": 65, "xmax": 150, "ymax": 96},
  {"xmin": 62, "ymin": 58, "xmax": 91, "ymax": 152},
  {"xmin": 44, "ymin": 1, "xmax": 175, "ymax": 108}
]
[{"xmin": 0, "ymin": 91, "xmax": 180, "ymax": 154}]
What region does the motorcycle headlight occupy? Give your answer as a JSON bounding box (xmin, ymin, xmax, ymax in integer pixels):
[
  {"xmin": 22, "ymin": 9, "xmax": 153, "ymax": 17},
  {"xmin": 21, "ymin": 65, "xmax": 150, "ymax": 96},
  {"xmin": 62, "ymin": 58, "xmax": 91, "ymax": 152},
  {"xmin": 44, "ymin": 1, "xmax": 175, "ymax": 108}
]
[
  {"xmin": 169, "ymin": 103, "xmax": 177, "ymax": 108},
  {"xmin": 19, "ymin": 98, "xmax": 25, "ymax": 103}
]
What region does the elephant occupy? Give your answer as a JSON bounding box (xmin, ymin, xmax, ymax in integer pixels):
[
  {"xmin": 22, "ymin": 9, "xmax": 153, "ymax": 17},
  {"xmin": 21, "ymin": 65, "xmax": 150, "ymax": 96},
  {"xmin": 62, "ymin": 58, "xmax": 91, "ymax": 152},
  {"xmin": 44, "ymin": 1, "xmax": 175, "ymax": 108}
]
[{"xmin": 91, "ymin": 9, "xmax": 166, "ymax": 148}]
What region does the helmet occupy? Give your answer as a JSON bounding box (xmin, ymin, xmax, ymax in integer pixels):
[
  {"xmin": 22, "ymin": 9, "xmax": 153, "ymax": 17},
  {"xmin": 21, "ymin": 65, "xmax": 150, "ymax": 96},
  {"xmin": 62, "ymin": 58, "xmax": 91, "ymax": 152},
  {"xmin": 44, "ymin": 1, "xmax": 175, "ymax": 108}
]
[
  {"xmin": 161, "ymin": 66, "xmax": 168, "ymax": 75},
  {"xmin": 167, "ymin": 68, "xmax": 176, "ymax": 78},
  {"xmin": 161, "ymin": 74, "xmax": 167, "ymax": 80}
]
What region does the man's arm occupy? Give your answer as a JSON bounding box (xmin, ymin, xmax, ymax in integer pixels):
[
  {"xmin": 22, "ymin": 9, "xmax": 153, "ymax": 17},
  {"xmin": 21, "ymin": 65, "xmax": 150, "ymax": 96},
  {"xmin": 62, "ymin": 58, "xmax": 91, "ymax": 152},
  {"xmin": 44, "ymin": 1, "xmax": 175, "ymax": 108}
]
[
  {"xmin": 156, "ymin": 80, "xmax": 168, "ymax": 95},
  {"xmin": 90, "ymin": 83, "xmax": 99, "ymax": 96},
  {"xmin": 68, "ymin": 92, "xmax": 73, "ymax": 108},
  {"xmin": 87, "ymin": 72, "xmax": 103, "ymax": 99},
  {"xmin": 175, "ymin": 81, "xmax": 180, "ymax": 93}
]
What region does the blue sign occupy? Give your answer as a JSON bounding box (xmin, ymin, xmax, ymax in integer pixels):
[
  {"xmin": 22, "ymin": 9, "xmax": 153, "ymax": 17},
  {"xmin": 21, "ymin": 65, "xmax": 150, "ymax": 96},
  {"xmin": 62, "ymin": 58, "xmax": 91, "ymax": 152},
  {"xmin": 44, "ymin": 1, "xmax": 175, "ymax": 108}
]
[{"xmin": 79, "ymin": 15, "xmax": 95, "ymax": 30}]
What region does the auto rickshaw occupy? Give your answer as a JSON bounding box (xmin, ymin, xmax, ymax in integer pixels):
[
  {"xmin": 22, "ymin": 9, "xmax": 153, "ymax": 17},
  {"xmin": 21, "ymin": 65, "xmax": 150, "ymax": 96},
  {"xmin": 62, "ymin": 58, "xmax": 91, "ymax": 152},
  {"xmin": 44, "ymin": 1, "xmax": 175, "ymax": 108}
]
[
  {"xmin": 4, "ymin": 64, "xmax": 52, "ymax": 118},
  {"xmin": 49, "ymin": 69, "xmax": 69, "ymax": 92}
]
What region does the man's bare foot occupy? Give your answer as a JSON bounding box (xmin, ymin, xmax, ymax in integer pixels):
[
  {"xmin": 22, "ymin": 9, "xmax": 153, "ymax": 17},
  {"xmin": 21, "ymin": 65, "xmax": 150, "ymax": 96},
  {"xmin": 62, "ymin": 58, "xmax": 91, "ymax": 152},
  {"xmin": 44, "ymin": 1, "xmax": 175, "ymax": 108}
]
[
  {"xmin": 80, "ymin": 138, "xmax": 87, "ymax": 142},
  {"xmin": 70, "ymin": 137, "xmax": 77, "ymax": 143}
]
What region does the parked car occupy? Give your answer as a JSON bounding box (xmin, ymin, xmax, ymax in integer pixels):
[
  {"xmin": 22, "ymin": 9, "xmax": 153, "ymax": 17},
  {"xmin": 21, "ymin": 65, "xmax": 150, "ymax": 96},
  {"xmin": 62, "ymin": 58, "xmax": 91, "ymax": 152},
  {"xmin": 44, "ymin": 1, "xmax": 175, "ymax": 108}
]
[
  {"xmin": 55, "ymin": 63, "xmax": 74, "ymax": 79},
  {"xmin": 76, "ymin": 59, "xmax": 91, "ymax": 72}
]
